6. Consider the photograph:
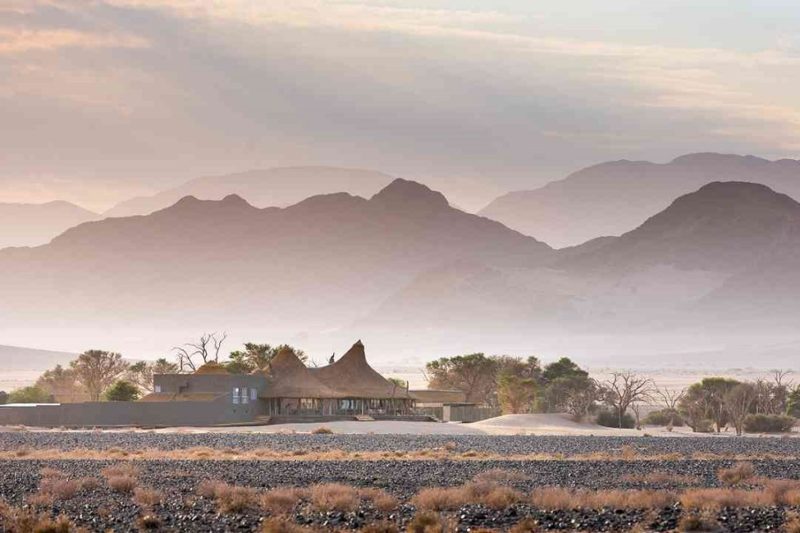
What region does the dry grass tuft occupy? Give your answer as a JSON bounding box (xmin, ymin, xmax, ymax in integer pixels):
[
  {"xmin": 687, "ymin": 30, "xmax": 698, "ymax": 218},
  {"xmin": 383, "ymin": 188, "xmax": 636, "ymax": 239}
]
[
  {"xmin": 718, "ymin": 462, "xmax": 756, "ymax": 486},
  {"xmin": 784, "ymin": 512, "xmax": 800, "ymax": 533},
  {"xmin": 261, "ymin": 487, "xmax": 305, "ymax": 516},
  {"xmin": 133, "ymin": 487, "xmax": 164, "ymax": 508},
  {"xmin": 677, "ymin": 511, "xmax": 719, "ymax": 532},
  {"xmin": 622, "ymin": 471, "xmax": 699, "ymax": 486},
  {"xmin": 199, "ymin": 481, "xmax": 260, "ymax": 514},
  {"xmin": 312, "ymin": 427, "xmax": 333, "ymax": 435},
  {"xmin": 0, "ymin": 506, "xmax": 78, "ymax": 533},
  {"xmin": 407, "ymin": 511, "xmax": 450, "ymax": 533},
  {"xmin": 310, "ymin": 483, "xmax": 360, "ymax": 512},
  {"xmin": 530, "ymin": 487, "xmax": 675, "ymax": 510},
  {"xmin": 680, "ymin": 488, "xmax": 771, "ymax": 510},
  {"xmin": 359, "ymin": 488, "xmax": 399, "ymax": 513},
  {"xmin": 138, "ymin": 514, "xmax": 162, "ymax": 530},
  {"xmin": 509, "ymin": 518, "xmax": 540, "ymax": 533},
  {"xmin": 411, "ymin": 487, "xmax": 467, "ymax": 512},
  {"xmin": 107, "ymin": 475, "xmax": 138, "ymax": 494},
  {"xmin": 262, "ymin": 517, "xmax": 309, "ymax": 533},
  {"xmin": 102, "ymin": 464, "xmax": 140, "ymax": 495}
]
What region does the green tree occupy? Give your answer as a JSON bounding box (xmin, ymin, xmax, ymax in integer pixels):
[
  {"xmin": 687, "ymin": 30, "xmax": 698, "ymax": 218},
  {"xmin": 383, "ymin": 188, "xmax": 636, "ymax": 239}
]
[
  {"xmin": 71, "ymin": 350, "xmax": 129, "ymax": 401},
  {"xmin": 425, "ymin": 353, "xmax": 499, "ymax": 405},
  {"xmin": 104, "ymin": 380, "xmax": 141, "ymax": 402},
  {"xmin": 542, "ymin": 357, "xmax": 588, "ymax": 383},
  {"xmin": 227, "ymin": 343, "xmax": 308, "ymax": 374},
  {"xmin": 497, "ymin": 373, "xmax": 537, "ymax": 414},
  {"xmin": 8, "ymin": 386, "xmax": 51, "ymax": 404},
  {"xmin": 788, "ymin": 387, "xmax": 800, "ymax": 418},
  {"xmin": 127, "ymin": 358, "xmax": 180, "ymax": 392},
  {"xmin": 0, "ymin": 391, "xmax": 7, "ymax": 404},
  {"xmin": 700, "ymin": 377, "xmax": 740, "ymax": 432}
]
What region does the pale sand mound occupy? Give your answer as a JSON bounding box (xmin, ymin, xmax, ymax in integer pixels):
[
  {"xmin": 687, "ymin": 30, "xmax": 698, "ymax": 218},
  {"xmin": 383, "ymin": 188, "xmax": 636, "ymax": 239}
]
[{"xmin": 470, "ymin": 413, "xmax": 690, "ymax": 436}]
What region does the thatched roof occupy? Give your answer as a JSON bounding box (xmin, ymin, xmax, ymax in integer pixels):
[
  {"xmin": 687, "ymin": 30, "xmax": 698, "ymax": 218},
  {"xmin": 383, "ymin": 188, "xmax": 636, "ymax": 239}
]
[
  {"xmin": 311, "ymin": 341, "xmax": 410, "ymax": 399},
  {"xmin": 260, "ymin": 348, "xmax": 344, "ymax": 399},
  {"xmin": 194, "ymin": 362, "xmax": 230, "ymax": 375},
  {"xmin": 139, "ymin": 392, "xmax": 223, "ymax": 402}
]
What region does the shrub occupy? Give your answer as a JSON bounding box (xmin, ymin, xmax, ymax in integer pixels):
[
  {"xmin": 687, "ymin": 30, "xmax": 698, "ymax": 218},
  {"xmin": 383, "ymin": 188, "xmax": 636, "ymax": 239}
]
[
  {"xmin": 359, "ymin": 488, "xmax": 399, "ymax": 512},
  {"xmin": 717, "ymin": 463, "xmax": 755, "ymax": 486},
  {"xmin": 312, "ymin": 427, "xmax": 333, "ymax": 435},
  {"xmin": 407, "ymin": 512, "xmax": 447, "ymax": 533},
  {"xmin": 743, "ymin": 414, "xmax": 796, "ymax": 433},
  {"xmin": 262, "ymin": 517, "xmax": 308, "ymax": 533},
  {"xmin": 104, "ymin": 380, "xmax": 140, "ymax": 402},
  {"xmin": 595, "ymin": 409, "xmax": 635, "ymax": 429},
  {"xmin": 309, "ymin": 483, "xmax": 359, "ymax": 512},
  {"xmin": 133, "ymin": 487, "xmax": 164, "ymax": 507},
  {"xmin": 411, "ymin": 487, "xmax": 467, "ymax": 511},
  {"xmin": 644, "ymin": 409, "xmax": 684, "ymax": 427},
  {"xmin": 7, "ymin": 386, "xmax": 51, "ymax": 404},
  {"xmin": 680, "ymin": 488, "xmax": 771, "ymax": 510},
  {"xmin": 0, "ymin": 391, "xmax": 7, "ymax": 405},
  {"xmin": 199, "ymin": 482, "xmax": 259, "ymax": 513},
  {"xmin": 262, "ymin": 488, "xmax": 304, "ymax": 515},
  {"xmin": 107, "ymin": 475, "xmax": 137, "ymax": 493}
]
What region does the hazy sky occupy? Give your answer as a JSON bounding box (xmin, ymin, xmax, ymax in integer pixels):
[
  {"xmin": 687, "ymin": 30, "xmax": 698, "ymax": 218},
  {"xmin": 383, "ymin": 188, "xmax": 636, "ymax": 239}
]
[{"xmin": 2, "ymin": 1, "xmax": 799, "ymax": 211}]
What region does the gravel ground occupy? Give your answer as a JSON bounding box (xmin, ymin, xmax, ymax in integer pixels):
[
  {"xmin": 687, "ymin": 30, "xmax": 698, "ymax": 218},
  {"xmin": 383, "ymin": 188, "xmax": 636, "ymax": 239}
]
[
  {"xmin": 2, "ymin": 433, "xmax": 800, "ymax": 531},
  {"xmin": 2, "ymin": 431, "xmax": 800, "ymax": 457}
]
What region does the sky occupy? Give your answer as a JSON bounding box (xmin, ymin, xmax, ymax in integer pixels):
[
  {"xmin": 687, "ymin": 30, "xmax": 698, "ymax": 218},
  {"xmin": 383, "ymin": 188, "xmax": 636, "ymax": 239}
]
[{"xmin": 1, "ymin": 0, "xmax": 799, "ymax": 211}]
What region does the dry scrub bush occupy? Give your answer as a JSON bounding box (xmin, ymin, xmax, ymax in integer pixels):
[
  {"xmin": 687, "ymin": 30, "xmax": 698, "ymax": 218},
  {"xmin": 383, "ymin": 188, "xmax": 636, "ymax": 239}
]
[
  {"xmin": 261, "ymin": 488, "xmax": 305, "ymax": 515},
  {"xmin": 133, "ymin": 487, "xmax": 164, "ymax": 508},
  {"xmin": 718, "ymin": 462, "xmax": 756, "ymax": 486},
  {"xmin": 509, "ymin": 518, "xmax": 540, "ymax": 533},
  {"xmin": 262, "ymin": 517, "xmax": 312, "ymax": 533},
  {"xmin": 358, "ymin": 488, "xmax": 399, "ymax": 512},
  {"xmin": 198, "ymin": 481, "xmax": 259, "ymax": 513},
  {"xmin": 530, "ymin": 488, "xmax": 674, "ymax": 510},
  {"xmin": 407, "ymin": 511, "xmax": 451, "ymax": 533},
  {"xmin": 412, "ymin": 481, "xmax": 522, "ymax": 511},
  {"xmin": 312, "ymin": 427, "xmax": 333, "ymax": 434},
  {"xmin": 680, "ymin": 488, "xmax": 772, "ymax": 510},
  {"xmin": 762, "ymin": 479, "xmax": 800, "ymax": 506},
  {"xmin": 677, "ymin": 511, "xmax": 719, "ymax": 532},
  {"xmin": 0, "ymin": 506, "xmax": 79, "ymax": 533},
  {"xmin": 784, "ymin": 512, "xmax": 800, "ymax": 533},
  {"xmin": 309, "ymin": 483, "xmax": 359, "ymax": 512}
]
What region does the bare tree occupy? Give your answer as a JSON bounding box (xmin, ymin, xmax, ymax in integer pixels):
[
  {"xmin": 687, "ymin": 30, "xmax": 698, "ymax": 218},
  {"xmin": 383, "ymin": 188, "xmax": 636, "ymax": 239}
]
[
  {"xmin": 70, "ymin": 350, "xmax": 129, "ymax": 401},
  {"xmin": 602, "ymin": 372, "xmax": 655, "ymax": 429},
  {"xmin": 656, "ymin": 387, "xmax": 685, "ymax": 432},
  {"xmin": 173, "ymin": 332, "xmax": 227, "ymax": 372},
  {"xmin": 126, "ymin": 358, "xmax": 180, "ymax": 392},
  {"xmin": 725, "ymin": 382, "xmax": 756, "ymax": 436}
]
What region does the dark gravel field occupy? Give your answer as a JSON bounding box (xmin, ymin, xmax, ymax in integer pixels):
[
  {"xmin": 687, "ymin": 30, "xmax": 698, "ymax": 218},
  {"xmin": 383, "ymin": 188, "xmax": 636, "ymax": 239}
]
[
  {"xmin": 1, "ymin": 431, "xmax": 800, "ymax": 457},
  {"xmin": 2, "ymin": 433, "xmax": 800, "ymax": 531}
]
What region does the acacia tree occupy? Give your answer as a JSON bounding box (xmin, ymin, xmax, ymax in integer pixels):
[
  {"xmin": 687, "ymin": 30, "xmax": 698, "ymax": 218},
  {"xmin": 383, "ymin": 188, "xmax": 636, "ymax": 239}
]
[
  {"xmin": 172, "ymin": 332, "xmax": 227, "ymax": 372},
  {"xmin": 602, "ymin": 372, "xmax": 655, "ymax": 429},
  {"xmin": 497, "ymin": 373, "xmax": 537, "ymax": 414},
  {"xmin": 126, "ymin": 358, "xmax": 180, "ymax": 392},
  {"xmin": 655, "ymin": 387, "xmax": 685, "ymax": 431},
  {"xmin": 70, "ymin": 350, "xmax": 128, "ymax": 401},
  {"xmin": 725, "ymin": 382, "xmax": 756, "ymax": 436},
  {"xmin": 425, "ymin": 354, "xmax": 498, "ymax": 405},
  {"xmin": 226, "ymin": 343, "xmax": 308, "ymax": 374}
]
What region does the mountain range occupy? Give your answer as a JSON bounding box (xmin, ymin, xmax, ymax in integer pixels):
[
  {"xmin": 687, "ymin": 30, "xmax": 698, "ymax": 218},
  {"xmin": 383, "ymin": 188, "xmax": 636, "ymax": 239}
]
[
  {"xmin": 480, "ymin": 153, "xmax": 800, "ymax": 247},
  {"xmin": 2, "ymin": 177, "xmax": 800, "ymax": 364},
  {"xmin": 104, "ymin": 166, "xmax": 394, "ymax": 217},
  {"xmin": 0, "ymin": 201, "xmax": 97, "ymax": 250}
]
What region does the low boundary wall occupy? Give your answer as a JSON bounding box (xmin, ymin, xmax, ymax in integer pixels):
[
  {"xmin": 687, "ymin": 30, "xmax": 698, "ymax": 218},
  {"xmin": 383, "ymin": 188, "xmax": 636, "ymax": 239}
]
[{"xmin": 0, "ymin": 400, "xmax": 258, "ymax": 428}]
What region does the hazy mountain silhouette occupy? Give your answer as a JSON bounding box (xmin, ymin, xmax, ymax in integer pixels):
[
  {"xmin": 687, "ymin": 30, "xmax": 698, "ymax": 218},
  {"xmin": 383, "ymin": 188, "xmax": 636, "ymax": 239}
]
[
  {"xmin": 0, "ymin": 345, "xmax": 75, "ymax": 372},
  {"xmin": 368, "ymin": 182, "xmax": 800, "ymax": 341},
  {"xmin": 480, "ymin": 153, "xmax": 800, "ymax": 247},
  {"xmin": 0, "ymin": 201, "xmax": 98, "ymax": 249},
  {"xmin": 104, "ymin": 167, "xmax": 394, "ymax": 217},
  {"xmin": 0, "ymin": 179, "xmax": 551, "ymax": 341}
]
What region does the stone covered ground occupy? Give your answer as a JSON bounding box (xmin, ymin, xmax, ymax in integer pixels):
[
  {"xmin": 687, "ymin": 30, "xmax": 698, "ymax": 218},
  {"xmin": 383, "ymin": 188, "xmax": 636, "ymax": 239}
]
[{"xmin": 1, "ymin": 432, "xmax": 800, "ymax": 531}]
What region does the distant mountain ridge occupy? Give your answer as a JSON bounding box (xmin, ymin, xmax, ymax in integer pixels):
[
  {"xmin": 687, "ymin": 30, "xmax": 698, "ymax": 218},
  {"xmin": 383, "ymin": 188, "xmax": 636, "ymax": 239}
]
[
  {"xmin": 104, "ymin": 166, "xmax": 395, "ymax": 217},
  {"xmin": 0, "ymin": 345, "xmax": 76, "ymax": 372},
  {"xmin": 0, "ymin": 178, "xmax": 552, "ymax": 341},
  {"xmin": 0, "ymin": 201, "xmax": 98, "ymax": 250},
  {"xmin": 479, "ymin": 153, "xmax": 800, "ymax": 247}
]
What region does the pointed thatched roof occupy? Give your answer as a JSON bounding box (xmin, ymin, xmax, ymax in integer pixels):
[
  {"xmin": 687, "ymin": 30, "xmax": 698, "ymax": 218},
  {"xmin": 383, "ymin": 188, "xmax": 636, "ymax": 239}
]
[
  {"xmin": 311, "ymin": 341, "xmax": 409, "ymax": 399},
  {"xmin": 260, "ymin": 347, "xmax": 344, "ymax": 399}
]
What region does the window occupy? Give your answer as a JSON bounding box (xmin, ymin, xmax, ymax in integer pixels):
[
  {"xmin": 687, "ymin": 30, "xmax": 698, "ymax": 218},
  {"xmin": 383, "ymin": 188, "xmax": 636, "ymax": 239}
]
[
  {"xmin": 232, "ymin": 387, "xmax": 240, "ymax": 404},
  {"xmin": 242, "ymin": 387, "xmax": 249, "ymax": 404},
  {"xmin": 154, "ymin": 385, "xmax": 161, "ymax": 393},
  {"xmin": 250, "ymin": 388, "xmax": 257, "ymax": 401}
]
